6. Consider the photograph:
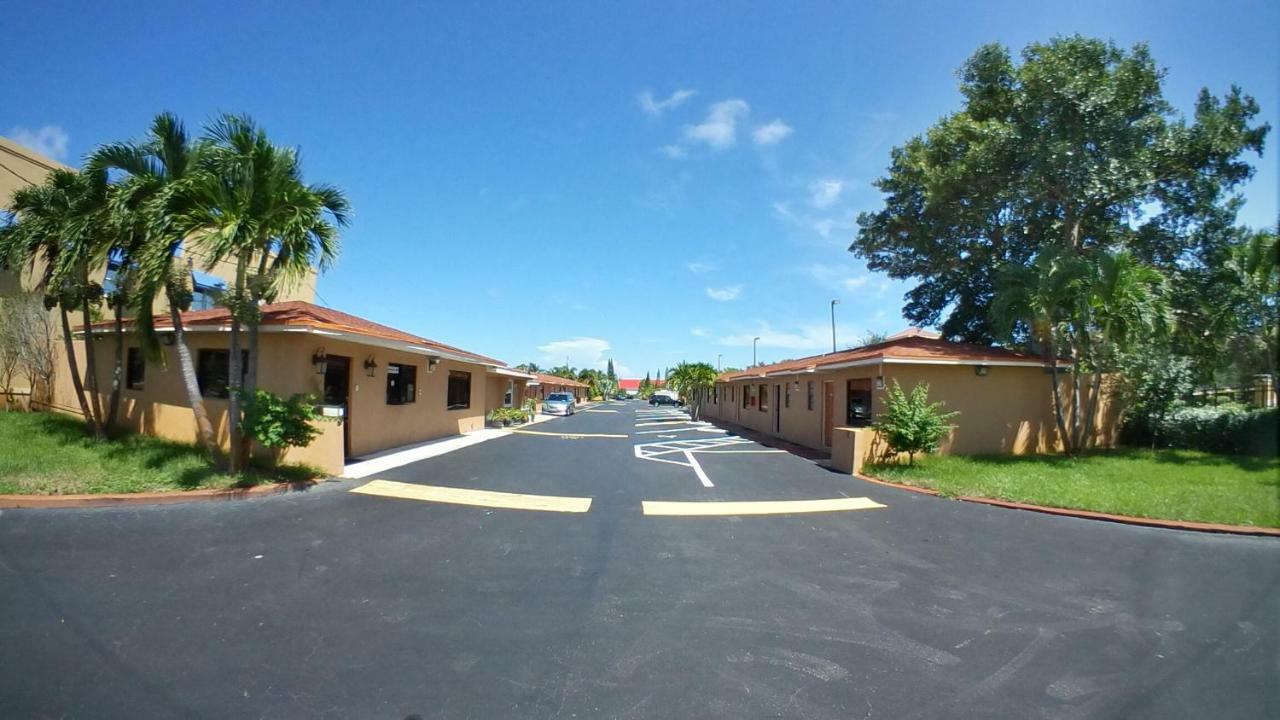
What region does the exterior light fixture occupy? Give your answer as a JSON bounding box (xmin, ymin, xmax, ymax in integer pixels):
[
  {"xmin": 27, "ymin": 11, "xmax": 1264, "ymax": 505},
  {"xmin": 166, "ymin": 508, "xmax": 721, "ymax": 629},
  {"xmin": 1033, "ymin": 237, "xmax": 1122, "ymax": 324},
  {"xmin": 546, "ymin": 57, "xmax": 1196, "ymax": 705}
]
[
  {"xmin": 874, "ymin": 375, "xmax": 885, "ymax": 390},
  {"xmin": 427, "ymin": 357, "xmax": 441, "ymax": 373},
  {"xmin": 975, "ymin": 364, "xmax": 990, "ymax": 376},
  {"xmin": 364, "ymin": 355, "xmax": 378, "ymax": 377},
  {"xmin": 312, "ymin": 348, "xmax": 328, "ymax": 375}
]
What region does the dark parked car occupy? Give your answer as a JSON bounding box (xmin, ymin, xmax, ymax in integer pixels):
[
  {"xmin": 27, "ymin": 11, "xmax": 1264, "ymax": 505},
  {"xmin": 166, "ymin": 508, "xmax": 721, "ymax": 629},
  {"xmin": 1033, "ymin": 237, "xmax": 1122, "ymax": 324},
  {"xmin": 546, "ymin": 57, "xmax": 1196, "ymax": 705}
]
[{"xmin": 649, "ymin": 394, "xmax": 682, "ymax": 406}]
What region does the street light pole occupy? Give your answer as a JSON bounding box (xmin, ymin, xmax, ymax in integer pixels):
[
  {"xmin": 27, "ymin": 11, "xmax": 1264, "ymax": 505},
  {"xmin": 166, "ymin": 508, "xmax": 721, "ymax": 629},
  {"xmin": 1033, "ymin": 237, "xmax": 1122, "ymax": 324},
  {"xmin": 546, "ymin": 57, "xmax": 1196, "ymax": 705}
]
[
  {"xmin": 830, "ymin": 299, "xmax": 841, "ymax": 353},
  {"xmin": 753, "ymin": 336, "xmax": 760, "ymax": 366},
  {"xmin": 717, "ymin": 353, "xmax": 722, "ymax": 371}
]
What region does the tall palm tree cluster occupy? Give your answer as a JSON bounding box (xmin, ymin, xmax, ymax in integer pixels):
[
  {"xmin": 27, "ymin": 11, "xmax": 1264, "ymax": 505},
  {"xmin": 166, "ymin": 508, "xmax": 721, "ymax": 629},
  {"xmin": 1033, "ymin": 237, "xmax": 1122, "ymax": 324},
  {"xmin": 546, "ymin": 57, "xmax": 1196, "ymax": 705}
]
[
  {"xmin": 0, "ymin": 113, "xmax": 349, "ymax": 472},
  {"xmin": 990, "ymin": 248, "xmax": 1174, "ymax": 455},
  {"xmin": 664, "ymin": 362, "xmax": 717, "ymax": 420}
]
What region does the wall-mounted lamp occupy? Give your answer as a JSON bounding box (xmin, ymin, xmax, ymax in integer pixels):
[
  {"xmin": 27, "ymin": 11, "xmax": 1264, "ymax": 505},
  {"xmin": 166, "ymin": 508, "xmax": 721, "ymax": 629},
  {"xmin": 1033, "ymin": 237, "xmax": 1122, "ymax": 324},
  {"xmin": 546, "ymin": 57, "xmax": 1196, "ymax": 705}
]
[
  {"xmin": 311, "ymin": 348, "xmax": 328, "ymax": 375},
  {"xmin": 427, "ymin": 357, "xmax": 441, "ymax": 373},
  {"xmin": 161, "ymin": 334, "xmax": 176, "ymax": 347},
  {"xmin": 975, "ymin": 364, "xmax": 990, "ymax": 377},
  {"xmin": 363, "ymin": 355, "xmax": 378, "ymax": 378},
  {"xmin": 874, "ymin": 375, "xmax": 885, "ymax": 390}
]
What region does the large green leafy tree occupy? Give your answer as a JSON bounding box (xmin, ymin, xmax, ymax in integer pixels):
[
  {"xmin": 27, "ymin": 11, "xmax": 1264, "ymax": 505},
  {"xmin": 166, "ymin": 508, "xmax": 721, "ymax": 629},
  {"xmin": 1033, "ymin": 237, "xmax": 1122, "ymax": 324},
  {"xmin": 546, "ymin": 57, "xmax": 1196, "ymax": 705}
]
[
  {"xmin": 174, "ymin": 115, "xmax": 348, "ymax": 472},
  {"xmin": 851, "ymin": 36, "xmax": 1268, "ymax": 344},
  {"xmin": 90, "ymin": 113, "xmax": 221, "ymax": 458}
]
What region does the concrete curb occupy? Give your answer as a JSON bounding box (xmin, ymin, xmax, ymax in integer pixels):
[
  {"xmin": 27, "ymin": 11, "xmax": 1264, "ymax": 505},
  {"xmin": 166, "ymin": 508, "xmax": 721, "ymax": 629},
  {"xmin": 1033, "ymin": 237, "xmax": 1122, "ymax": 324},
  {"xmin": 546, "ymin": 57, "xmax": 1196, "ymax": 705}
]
[
  {"xmin": 0, "ymin": 480, "xmax": 321, "ymax": 509},
  {"xmin": 854, "ymin": 472, "xmax": 1280, "ymax": 537}
]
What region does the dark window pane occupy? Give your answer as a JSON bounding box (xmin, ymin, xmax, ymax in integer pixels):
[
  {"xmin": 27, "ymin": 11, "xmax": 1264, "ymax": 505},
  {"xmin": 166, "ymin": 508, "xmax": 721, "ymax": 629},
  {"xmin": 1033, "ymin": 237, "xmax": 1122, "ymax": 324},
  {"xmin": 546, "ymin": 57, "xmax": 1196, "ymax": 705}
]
[
  {"xmin": 386, "ymin": 363, "xmax": 417, "ymax": 404},
  {"xmin": 126, "ymin": 348, "xmax": 145, "ymax": 390},
  {"xmin": 196, "ymin": 349, "xmax": 247, "ymax": 399},
  {"xmin": 447, "ymin": 370, "xmax": 471, "ymax": 410},
  {"xmin": 847, "ymin": 378, "xmax": 873, "ymax": 426}
]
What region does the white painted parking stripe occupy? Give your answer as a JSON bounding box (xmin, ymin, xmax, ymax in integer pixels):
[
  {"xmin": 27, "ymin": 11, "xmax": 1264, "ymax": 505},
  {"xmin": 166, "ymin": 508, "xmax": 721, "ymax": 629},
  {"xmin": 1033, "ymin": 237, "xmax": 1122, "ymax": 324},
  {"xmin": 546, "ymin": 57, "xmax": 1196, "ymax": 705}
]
[
  {"xmin": 642, "ymin": 497, "xmax": 886, "ymax": 516},
  {"xmin": 634, "ymin": 426, "xmax": 727, "ymax": 435},
  {"xmin": 684, "ymin": 450, "xmax": 714, "ymax": 488}
]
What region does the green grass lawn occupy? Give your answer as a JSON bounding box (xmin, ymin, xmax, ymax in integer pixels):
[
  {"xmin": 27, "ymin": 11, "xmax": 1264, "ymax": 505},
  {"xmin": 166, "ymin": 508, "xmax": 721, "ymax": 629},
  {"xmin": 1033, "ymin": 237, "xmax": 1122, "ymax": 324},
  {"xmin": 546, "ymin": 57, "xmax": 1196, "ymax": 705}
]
[
  {"xmin": 0, "ymin": 411, "xmax": 321, "ymax": 495},
  {"xmin": 866, "ymin": 448, "xmax": 1280, "ymax": 528}
]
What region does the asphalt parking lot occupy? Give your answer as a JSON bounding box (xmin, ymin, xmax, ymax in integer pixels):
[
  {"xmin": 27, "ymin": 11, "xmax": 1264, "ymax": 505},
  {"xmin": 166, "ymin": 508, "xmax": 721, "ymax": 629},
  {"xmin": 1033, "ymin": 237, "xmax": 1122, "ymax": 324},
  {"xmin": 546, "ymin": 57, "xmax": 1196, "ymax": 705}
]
[{"xmin": 1, "ymin": 399, "xmax": 1277, "ymax": 719}]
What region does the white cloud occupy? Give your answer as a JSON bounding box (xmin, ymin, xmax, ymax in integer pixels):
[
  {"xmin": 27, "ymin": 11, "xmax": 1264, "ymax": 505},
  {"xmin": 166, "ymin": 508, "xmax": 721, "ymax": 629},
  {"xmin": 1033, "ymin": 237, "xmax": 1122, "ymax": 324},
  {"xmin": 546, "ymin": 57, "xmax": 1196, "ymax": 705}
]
[
  {"xmin": 638, "ymin": 88, "xmax": 697, "ymax": 117},
  {"xmin": 686, "ymin": 261, "xmax": 715, "ymax": 274},
  {"xmin": 752, "ymin": 119, "xmax": 793, "ymax": 145},
  {"xmin": 683, "ymin": 99, "xmax": 749, "ymax": 150},
  {"xmin": 706, "ymin": 285, "xmax": 742, "ymax": 301},
  {"xmin": 808, "ymin": 179, "xmax": 843, "ymax": 208},
  {"xmin": 9, "ymin": 125, "xmax": 69, "ymax": 160},
  {"xmin": 690, "ymin": 327, "xmax": 709, "ymax": 337},
  {"xmin": 773, "ymin": 199, "xmax": 859, "ymax": 242},
  {"xmin": 660, "ymin": 144, "xmax": 688, "ymax": 159},
  {"xmin": 537, "ymin": 337, "xmax": 614, "ymax": 371},
  {"xmin": 803, "ymin": 264, "xmax": 872, "ymax": 293},
  {"xmin": 719, "ymin": 321, "xmax": 866, "ymax": 352}
]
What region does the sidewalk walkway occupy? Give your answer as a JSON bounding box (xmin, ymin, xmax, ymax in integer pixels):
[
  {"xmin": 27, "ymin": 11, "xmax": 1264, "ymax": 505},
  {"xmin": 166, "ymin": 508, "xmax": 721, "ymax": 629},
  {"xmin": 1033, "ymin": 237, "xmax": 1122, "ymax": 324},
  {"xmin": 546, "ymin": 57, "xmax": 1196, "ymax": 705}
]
[
  {"xmin": 703, "ymin": 419, "xmax": 832, "ymax": 462},
  {"xmin": 341, "ymin": 411, "xmax": 565, "ymax": 479}
]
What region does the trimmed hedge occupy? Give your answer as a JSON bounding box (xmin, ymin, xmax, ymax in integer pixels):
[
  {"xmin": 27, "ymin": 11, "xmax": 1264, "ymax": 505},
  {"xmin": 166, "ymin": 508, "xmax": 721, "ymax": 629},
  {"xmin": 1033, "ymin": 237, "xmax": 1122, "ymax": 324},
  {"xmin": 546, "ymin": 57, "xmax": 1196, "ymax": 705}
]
[{"xmin": 1125, "ymin": 405, "xmax": 1278, "ymax": 456}]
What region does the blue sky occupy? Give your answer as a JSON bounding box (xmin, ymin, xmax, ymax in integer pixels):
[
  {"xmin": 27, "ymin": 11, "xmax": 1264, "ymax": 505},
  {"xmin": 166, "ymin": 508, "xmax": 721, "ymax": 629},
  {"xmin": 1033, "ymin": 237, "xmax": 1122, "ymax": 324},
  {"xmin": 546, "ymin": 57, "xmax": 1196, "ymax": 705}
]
[{"xmin": 4, "ymin": 1, "xmax": 1277, "ymax": 377}]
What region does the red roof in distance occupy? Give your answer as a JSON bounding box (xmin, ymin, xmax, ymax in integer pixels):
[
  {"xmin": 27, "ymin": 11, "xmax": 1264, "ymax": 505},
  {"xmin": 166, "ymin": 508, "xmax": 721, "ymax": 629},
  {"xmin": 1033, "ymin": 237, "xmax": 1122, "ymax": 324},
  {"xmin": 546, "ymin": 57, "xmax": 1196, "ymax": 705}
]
[{"xmin": 618, "ymin": 378, "xmax": 665, "ymax": 390}]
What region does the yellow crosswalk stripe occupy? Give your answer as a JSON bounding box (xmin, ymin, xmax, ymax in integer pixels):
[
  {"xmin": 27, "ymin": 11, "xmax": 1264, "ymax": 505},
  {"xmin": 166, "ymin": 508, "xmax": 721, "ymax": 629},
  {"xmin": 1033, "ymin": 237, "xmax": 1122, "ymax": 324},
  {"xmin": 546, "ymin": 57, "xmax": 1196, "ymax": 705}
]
[
  {"xmin": 511, "ymin": 429, "xmax": 628, "ymax": 438},
  {"xmin": 351, "ymin": 480, "xmax": 592, "ymax": 513}
]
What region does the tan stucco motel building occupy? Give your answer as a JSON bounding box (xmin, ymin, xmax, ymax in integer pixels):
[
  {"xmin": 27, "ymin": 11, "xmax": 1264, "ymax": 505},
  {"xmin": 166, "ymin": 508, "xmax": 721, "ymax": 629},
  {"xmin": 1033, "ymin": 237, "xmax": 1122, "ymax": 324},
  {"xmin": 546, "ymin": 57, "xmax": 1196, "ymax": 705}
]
[{"xmin": 703, "ymin": 330, "xmax": 1117, "ymax": 470}]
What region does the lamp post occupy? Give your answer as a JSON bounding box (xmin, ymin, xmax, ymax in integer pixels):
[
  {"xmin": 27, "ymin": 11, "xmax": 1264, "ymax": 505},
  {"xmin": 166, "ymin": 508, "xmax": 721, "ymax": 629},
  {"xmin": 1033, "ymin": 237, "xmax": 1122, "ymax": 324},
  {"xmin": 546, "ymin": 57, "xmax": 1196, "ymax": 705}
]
[
  {"xmin": 752, "ymin": 336, "xmax": 760, "ymax": 366},
  {"xmin": 717, "ymin": 353, "xmax": 722, "ymax": 371},
  {"xmin": 830, "ymin": 299, "xmax": 841, "ymax": 353}
]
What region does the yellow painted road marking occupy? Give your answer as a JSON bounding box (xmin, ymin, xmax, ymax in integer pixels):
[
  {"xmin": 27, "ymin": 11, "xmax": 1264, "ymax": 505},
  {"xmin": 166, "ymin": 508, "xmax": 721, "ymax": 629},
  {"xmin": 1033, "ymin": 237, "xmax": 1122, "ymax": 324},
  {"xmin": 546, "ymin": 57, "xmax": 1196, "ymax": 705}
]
[
  {"xmin": 351, "ymin": 480, "xmax": 592, "ymax": 513},
  {"xmin": 511, "ymin": 429, "xmax": 629, "ymax": 439},
  {"xmin": 642, "ymin": 497, "xmax": 886, "ymax": 517}
]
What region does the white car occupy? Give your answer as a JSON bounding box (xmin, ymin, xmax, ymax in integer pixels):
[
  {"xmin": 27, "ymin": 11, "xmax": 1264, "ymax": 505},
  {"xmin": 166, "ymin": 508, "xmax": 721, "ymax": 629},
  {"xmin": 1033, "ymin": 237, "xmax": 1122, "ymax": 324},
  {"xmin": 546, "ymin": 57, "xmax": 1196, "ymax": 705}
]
[{"xmin": 543, "ymin": 392, "xmax": 576, "ymax": 416}]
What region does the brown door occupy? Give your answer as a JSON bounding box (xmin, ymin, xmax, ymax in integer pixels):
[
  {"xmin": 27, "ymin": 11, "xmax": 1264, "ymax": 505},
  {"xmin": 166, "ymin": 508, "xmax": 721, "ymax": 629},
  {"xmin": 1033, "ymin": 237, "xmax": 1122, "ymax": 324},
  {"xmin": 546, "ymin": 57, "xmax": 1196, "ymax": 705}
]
[{"xmin": 822, "ymin": 381, "xmax": 835, "ymax": 446}]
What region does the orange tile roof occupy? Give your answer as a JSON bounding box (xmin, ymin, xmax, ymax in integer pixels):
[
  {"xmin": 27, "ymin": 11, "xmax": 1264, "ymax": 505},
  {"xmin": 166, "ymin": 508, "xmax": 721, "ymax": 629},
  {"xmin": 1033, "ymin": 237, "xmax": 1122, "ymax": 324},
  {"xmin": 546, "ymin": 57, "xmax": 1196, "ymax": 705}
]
[
  {"xmin": 85, "ymin": 300, "xmax": 505, "ymax": 367},
  {"xmin": 717, "ymin": 335, "xmax": 1046, "ymax": 382},
  {"xmin": 531, "ymin": 372, "xmax": 589, "ymax": 388}
]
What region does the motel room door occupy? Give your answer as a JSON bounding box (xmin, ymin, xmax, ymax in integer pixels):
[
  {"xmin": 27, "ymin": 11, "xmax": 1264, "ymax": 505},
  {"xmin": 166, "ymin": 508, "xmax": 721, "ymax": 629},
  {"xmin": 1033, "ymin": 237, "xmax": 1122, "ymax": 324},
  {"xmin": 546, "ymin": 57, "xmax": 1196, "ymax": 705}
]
[
  {"xmin": 822, "ymin": 381, "xmax": 835, "ymax": 446},
  {"xmin": 773, "ymin": 384, "xmax": 782, "ymax": 434},
  {"xmin": 323, "ymin": 355, "xmax": 352, "ymax": 456}
]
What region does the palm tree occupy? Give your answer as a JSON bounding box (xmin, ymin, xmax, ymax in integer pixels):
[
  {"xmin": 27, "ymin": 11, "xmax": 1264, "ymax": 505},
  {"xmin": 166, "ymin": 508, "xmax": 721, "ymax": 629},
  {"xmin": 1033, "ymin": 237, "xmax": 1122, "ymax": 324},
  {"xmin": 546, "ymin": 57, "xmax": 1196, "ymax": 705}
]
[
  {"xmin": 665, "ymin": 362, "xmax": 718, "ymax": 420},
  {"xmin": 992, "ymin": 248, "xmax": 1169, "ymax": 454},
  {"xmin": 174, "ymin": 114, "xmax": 348, "ymax": 472},
  {"xmin": 90, "ymin": 113, "xmax": 220, "ymax": 458},
  {"xmin": 0, "ymin": 169, "xmax": 108, "ymax": 437}
]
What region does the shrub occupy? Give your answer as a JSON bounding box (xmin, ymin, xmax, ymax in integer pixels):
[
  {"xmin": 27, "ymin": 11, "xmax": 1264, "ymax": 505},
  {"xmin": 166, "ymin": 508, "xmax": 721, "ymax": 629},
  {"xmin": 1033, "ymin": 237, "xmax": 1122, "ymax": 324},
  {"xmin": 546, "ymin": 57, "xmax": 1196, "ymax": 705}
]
[
  {"xmin": 242, "ymin": 391, "xmax": 324, "ymax": 455},
  {"xmin": 872, "ymin": 380, "xmax": 959, "ymax": 465},
  {"xmin": 490, "ymin": 407, "xmax": 528, "ymax": 424},
  {"xmin": 1151, "ymin": 405, "xmax": 1278, "ymax": 455}
]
